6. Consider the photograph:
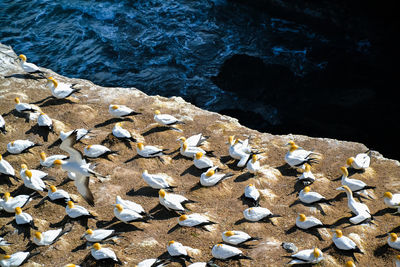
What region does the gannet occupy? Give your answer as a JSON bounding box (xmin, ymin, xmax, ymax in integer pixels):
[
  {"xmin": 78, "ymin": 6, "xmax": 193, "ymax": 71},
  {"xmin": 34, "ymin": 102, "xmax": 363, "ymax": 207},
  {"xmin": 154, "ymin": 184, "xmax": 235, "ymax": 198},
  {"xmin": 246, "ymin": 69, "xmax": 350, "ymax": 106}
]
[
  {"xmin": 178, "ymin": 214, "xmax": 216, "ymax": 229},
  {"xmin": 194, "ymin": 152, "xmax": 213, "ymax": 169},
  {"xmin": 396, "ymin": 255, "xmax": 400, "ymax": 267},
  {"xmin": 14, "ymin": 207, "xmax": 37, "ymax": 229},
  {"xmin": 112, "ymin": 123, "xmax": 136, "ymax": 142},
  {"xmin": 200, "ymin": 167, "xmax": 233, "ymax": 187},
  {"xmin": 55, "ymin": 130, "xmax": 105, "ymax": 206},
  {"xmin": 109, "ymin": 104, "xmax": 141, "ymax": 118},
  {"xmin": 222, "ymin": 230, "xmax": 261, "ymax": 246},
  {"xmin": 115, "ymin": 195, "xmax": 146, "ymax": 215},
  {"xmin": 388, "ymin": 233, "xmax": 400, "ymax": 250},
  {"xmin": 20, "ymin": 164, "xmax": 48, "ymax": 180},
  {"xmin": 136, "ymin": 143, "xmax": 166, "ymax": 158},
  {"xmin": 285, "ymin": 141, "xmax": 319, "ymax": 168},
  {"xmin": 14, "ymin": 97, "xmax": 38, "ymax": 114},
  {"xmin": 247, "ymin": 154, "xmax": 260, "ymax": 174},
  {"xmin": 17, "ymin": 54, "xmax": 44, "ymax": 75},
  {"xmin": 20, "ymin": 166, "xmax": 46, "ymax": 192},
  {"xmin": 244, "ymin": 184, "xmax": 260, "ymax": 206},
  {"xmin": 135, "ymin": 258, "xmax": 168, "ymax": 267},
  {"xmin": 60, "ymin": 128, "xmax": 90, "ymax": 141},
  {"xmin": 113, "ymin": 204, "xmax": 147, "ymax": 223},
  {"xmin": 228, "ymin": 136, "xmax": 251, "ymax": 160},
  {"xmin": 154, "ymin": 110, "xmax": 184, "ymax": 126},
  {"xmin": 91, "ymin": 243, "xmax": 122, "ymax": 264},
  {"xmin": 0, "ymin": 115, "xmax": 6, "ymax": 134},
  {"xmin": 243, "ymin": 207, "xmax": 280, "ymax": 222},
  {"xmin": 0, "ymin": 251, "xmax": 38, "ymax": 267},
  {"xmin": 296, "ymin": 214, "xmax": 325, "ymax": 230},
  {"xmin": 82, "ymin": 228, "xmax": 118, "ymax": 243},
  {"xmin": 39, "ymin": 152, "xmax": 68, "ymax": 168},
  {"xmin": 33, "ymin": 228, "xmax": 70, "ymax": 246},
  {"xmin": 211, "ymin": 243, "xmax": 252, "ymax": 260},
  {"xmin": 46, "ymin": 77, "xmax": 81, "ymax": 99},
  {"xmin": 167, "ymin": 240, "xmax": 193, "ymax": 262},
  {"xmin": 1, "ymin": 192, "xmax": 31, "ymax": 213},
  {"xmin": 177, "ymin": 134, "xmax": 208, "ymax": 147},
  {"xmin": 47, "ymin": 185, "xmax": 71, "ymax": 202},
  {"xmin": 332, "ymin": 229, "xmax": 363, "ymax": 253},
  {"xmin": 346, "ymin": 152, "xmax": 371, "ymax": 170},
  {"xmin": 346, "ymin": 261, "xmax": 356, "ymax": 267},
  {"xmin": 340, "ymin": 167, "xmax": 375, "ymax": 196},
  {"xmin": 288, "ymin": 247, "xmax": 323, "ymax": 265},
  {"xmin": 383, "ymin": 192, "xmax": 400, "ymax": 210},
  {"xmin": 159, "ymin": 189, "xmax": 195, "ymax": 213},
  {"xmin": 180, "ymin": 142, "xmax": 206, "ymax": 159},
  {"xmin": 66, "ymin": 201, "xmax": 95, "ymax": 219},
  {"xmin": 0, "ymin": 154, "xmax": 16, "ymax": 182},
  {"xmin": 297, "ymin": 164, "xmax": 316, "ymax": 185},
  {"xmin": 142, "ymin": 170, "xmax": 175, "ymax": 189},
  {"xmin": 336, "ymin": 185, "xmax": 371, "ymax": 224},
  {"xmin": 7, "ymin": 140, "xmax": 40, "ymax": 154},
  {"xmin": 0, "ymin": 237, "xmax": 11, "ymax": 247},
  {"xmin": 299, "ymin": 186, "xmax": 329, "ymax": 205},
  {"xmin": 84, "ymin": 144, "xmax": 117, "ymax": 158},
  {"xmin": 37, "ymin": 112, "xmax": 53, "ymax": 132}
]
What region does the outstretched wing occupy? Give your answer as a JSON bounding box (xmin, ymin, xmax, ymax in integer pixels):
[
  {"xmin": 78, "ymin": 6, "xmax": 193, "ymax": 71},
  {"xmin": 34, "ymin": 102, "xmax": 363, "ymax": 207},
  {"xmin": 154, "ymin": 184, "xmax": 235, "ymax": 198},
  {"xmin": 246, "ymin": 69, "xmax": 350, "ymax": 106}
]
[
  {"xmin": 74, "ymin": 173, "xmax": 94, "ymax": 206},
  {"xmin": 60, "ymin": 130, "xmax": 84, "ymax": 163}
]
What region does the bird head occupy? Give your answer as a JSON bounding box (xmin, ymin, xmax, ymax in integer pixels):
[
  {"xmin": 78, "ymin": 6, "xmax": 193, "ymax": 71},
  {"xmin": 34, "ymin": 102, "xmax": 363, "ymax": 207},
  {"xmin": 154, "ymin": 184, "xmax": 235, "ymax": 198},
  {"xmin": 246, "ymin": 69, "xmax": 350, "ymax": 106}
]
[
  {"xmin": 21, "ymin": 164, "xmax": 27, "ymax": 170},
  {"xmin": 340, "ymin": 166, "xmax": 349, "ymax": 176},
  {"xmin": 195, "ymin": 152, "xmax": 203, "ymax": 160},
  {"xmin": 168, "ymin": 240, "xmax": 175, "ymax": 246},
  {"xmin": 4, "ymin": 192, "xmax": 11, "ymax": 201},
  {"xmin": 384, "ymin": 192, "xmax": 393, "ymax": 199},
  {"xmin": 0, "ymin": 155, "xmax": 2, "ymax": 160},
  {"xmin": 334, "ymin": 229, "xmax": 342, "ymax": 238},
  {"xmin": 115, "ymin": 204, "xmax": 123, "ymax": 212},
  {"xmin": 216, "ymin": 243, "xmax": 223, "ymax": 248},
  {"xmin": 18, "ymin": 54, "xmax": 27, "ymax": 62},
  {"xmin": 397, "ymin": 255, "xmax": 400, "ymax": 261},
  {"xmin": 34, "ymin": 231, "xmax": 42, "ymax": 240},
  {"xmin": 50, "ymin": 185, "xmax": 57, "ymax": 193},
  {"xmin": 177, "ymin": 137, "xmax": 186, "ymax": 142},
  {"xmin": 205, "ymin": 169, "xmax": 215, "ymax": 177},
  {"xmin": 159, "ymin": 189, "xmax": 166, "ymax": 198},
  {"xmin": 390, "ymin": 233, "xmax": 398, "ymax": 242},
  {"xmin": 46, "ymin": 77, "xmax": 58, "ymax": 88},
  {"xmin": 303, "ymin": 186, "xmax": 311, "ymax": 193},
  {"xmin": 182, "ymin": 142, "xmax": 188, "ymax": 151},
  {"xmin": 247, "ymin": 184, "xmax": 253, "ymax": 188},
  {"xmin": 116, "ymin": 122, "xmax": 123, "ymax": 127},
  {"xmin": 304, "ymin": 163, "xmax": 311, "ymax": 172},
  {"xmin": 40, "ymin": 152, "xmax": 47, "ymax": 161},
  {"xmin": 313, "ymin": 248, "xmax": 321, "ymax": 258},
  {"xmin": 224, "ymin": 231, "xmax": 234, "ymax": 237},
  {"xmin": 228, "ymin": 136, "xmax": 234, "ymax": 145},
  {"xmin": 251, "ymin": 154, "xmax": 258, "ymax": 163},
  {"xmin": 137, "ymin": 143, "xmax": 144, "ymax": 150},
  {"xmin": 154, "ymin": 110, "xmax": 161, "ymax": 115},
  {"xmin": 179, "ymin": 215, "xmax": 188, "ymax": 221},
  {"xmin": 15, "ymin": 207, "xmax": 22, "ymax": 215},
  {"xmin": 67, "ymin": 201, "xmax": 75, "ymax": 209},
  {"xmin": 111, "ymin": 105, "xmax": 119, "ymax": 110},
  {"xmin": 14, "ymin": 97, "xmax": 20, "ymax": 104},
  {"xmin": 346, "ymin": 157, "xmax": 355, "ymax": 167},
  {"xmin": 10, "ymin": 141, "xmax": 15, "ymax": 146},
  {"xmin": 336, "ymin": 185, "xmax": 351, "ymax": 194},
  {"xmin": 86, "ymin": 229, "xmax": 93, "ymax": 235},
  {"xmin": 93, "ymin": 243, "xmax": 101, "ymax": 250},
  {"xmin": 0, "ymin": 255, "xmax": 11, "ymax": 260},
  {"xmin": 64, "ymin": 264, "xmax": 76, "ymax": 267},
  {"xmin": 286, "ymin": 141, "xmax": 298, "ymax": 152},
  {"xmin": 142, "ymin": 170, "xmax": 148, "ymax": 175},
  {"xmin": 299, "ymin": 214, "xmax": 307, "ymax": 222},
  {"xmin": 25, "ymin": 170, "xmax": 32, "ymax": 179},
  {"xmin": 345, "ymin": 261, "xmax": 356, "ymax": 267},
  {"xmin": 53, "ymin": 159, "xmax": 63, "ymax": 167}
]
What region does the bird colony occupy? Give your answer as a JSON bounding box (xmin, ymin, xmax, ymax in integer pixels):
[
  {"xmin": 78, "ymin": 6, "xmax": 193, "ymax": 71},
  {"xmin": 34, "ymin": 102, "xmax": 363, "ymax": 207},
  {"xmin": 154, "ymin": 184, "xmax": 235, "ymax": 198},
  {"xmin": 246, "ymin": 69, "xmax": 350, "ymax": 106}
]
[{"xmin": 0, "ymin": 47, "xmax": 400, "ymax": 266}]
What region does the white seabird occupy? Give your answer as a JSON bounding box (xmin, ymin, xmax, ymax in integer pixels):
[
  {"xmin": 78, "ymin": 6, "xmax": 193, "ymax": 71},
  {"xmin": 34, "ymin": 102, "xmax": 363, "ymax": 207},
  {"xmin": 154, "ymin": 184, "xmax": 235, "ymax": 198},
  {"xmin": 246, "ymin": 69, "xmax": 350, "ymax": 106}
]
[
  {"xmin": 91, "ymin": 243, "xmax": 122, "ymax": 264},
  {"xmin": 295, "ymin": 214, "xmax": 325, "ymax": 230},
  {"xmin": 340, "ymin": 166, "xmax": 375, "ymax": 197},
  {"xmin": 179, "ymin": 142, "xmax": 206, "ymax": 159},
  {"xmin": 222, "ymin": 230, "xmax": 261, "ymax": 246},
  {"xmin": 336, "ymin": 185, "xmax": 372, "ymax": 224},
  {"xmin": 82, "ymin": 228, "xmax": 117, "ymax": 243},
  {"xmin": 0, "ymin": 114, "xmax": 6, "ymax": 134},
  {"xmin": 66, "ymin": 201, "xmax": 94, "ymax": 219},
  {"xmin": 39, "ymin": 152, "xmax": 68, "ymax": 168},
  {"xmin": 37, "ymin": 112, "xmax": 53, "ymax": 132},
  {"xmin": 33, "ymin": 228, "xmax": 70, "ymax": 246},
  {"xmin": 297, "ymin": 164, "xmax": 316, "ymax": 185},
  {"xmin": 167, "ymin": 240, "xmax": 193, "ymax": 262},
  {"xmin": 115, "ymin": 195, "xmax": 146, "ymax": 215},
  {"xmin": 0, "ymin": 154, "xmax": 16, "ymax": 181},
  {"xmin": 113, "ymin": 204, "xmax": 146, "ymax": 223},
  {"xmin": 17, "ymin": 54, "xmax": 44, "ymax": 75},
  {"xmin": 136, "ymin": 143, "xmax": 166, "ymax": 158},
  {"xmin": 211, "ymin": 243, "xmax": 252, "ymax": 260},
  {"xmin": 13, "ymin": 97, "xmax": 39, "ymax": 114},
  {"xmin": 200, "ymin": 167, "xmax": 233, "ymax": 187},
  {"xmin": 142, "ymin": 170, "xmax": 175, "ymax": 189},
  {"xmin": 84, "ymin": 144, "xmax": 117, "ymax": 158},
  {"xmin": 177, "ymin": 134, "xmax": 208, "ymax": 147},
  {"xmin": 332, "ymin": 229, "xmax": 363, "ymax": 253},
  {"xmin": 46, "ymin": 77, "xmax": 81, "ymax": 99},
  {"xmin": 244, "ymin": 184, "xmax": 260, "ymax": 206},
  {"xmin": 159, "ymin": 189, "xmax": 195, "ymax": 213},
  {"xmin": 299, "ymin": 186, "xmax": 328, "ymax": 205},
  {"xmin": 384, "ymin": 191, "xmax": 400, "ymax": 211},
  {"xmin": 154, "ymin": 110, "xmax": 184, "ymax": 126},
  {"xmin": 1, "ymin": 192, "xmax": 31, "ymax": 213},
  {"xmin": 288, "ymin": 247, "xmax": 323, "ymax": 265},
  {"xmin": 388, "ymin": 233, "xmax": 400, "ymax": 250},
  {"xmin": 14, "ymin": 207, "xmax": 37, "ymax": 229},
  {"xmin": 60, "ymin": 128, "xmax": 91, "ymax": 141},
  {"xmin": 243, "ymin": 207, "xmax": 280, "ymax": 222},
  {"xmin": 178, "ymin": 214, "xmax": 216, "ymax": 229},
  {"xmin": 194, "ymin": 152, "xmax": 213, "ymax": 169},
  {"xmin": 20, "ymin": 166, "xmax": 46, "ymax": 192},
  {"xmin": 112, "ymin": 123, "xmax": 136, "ymax": 142},
  {"xmin": 346, "ymin": 152, "xmax": 371, "ymax": 170},
  {"xmin": 0, "ymin": 251, "xmax": 38, "ymax": 267},
  {"xmin": 246, "ymin": 154, "xmax": 261, "ymax": 174},
  {"xmin": 48, "ymin": 185, "xmax": 71, "ymax": 202},
  {"xmin": 285, "ymin": 141, "xmax": 319, "ymax": 168},
  {"xmin": 7, "ymin": 140, "xmax": 40, "ymax": 154},
  {"xmin": 109, "ymin": 104, "xmax": 141, "ymax": 118}
]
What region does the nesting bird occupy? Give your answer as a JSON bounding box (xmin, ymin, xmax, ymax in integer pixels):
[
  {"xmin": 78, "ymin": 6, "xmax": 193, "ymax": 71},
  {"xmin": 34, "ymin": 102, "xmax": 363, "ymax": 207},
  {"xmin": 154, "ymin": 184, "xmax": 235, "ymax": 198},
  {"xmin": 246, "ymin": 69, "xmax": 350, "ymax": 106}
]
[
  {"xmin": 39, "ymin": 152, "xmax": 68, "ymax": 168},
  {"xmin": 20, "ymin": 164, "xmax": 46, "ymax": 192},
  {"xmin": 243, "ymin": 207, "xmax": 280, "ymax": 222},
  {"xmin": 14, "ymin": 207, "xmax": 37, "ymax": 229},
  {"xmin": 0, "ymin": 251, "xmax": 38, "ymax": 267},
  {"xmin": 0, "ymin": 154, "xmax": 17, "ymax": 182},
  {"xmin": 339, "ymin": 167, "xmax": 375, "ymax": 197},
  {"xmin": 82, "ymin": 228, "xmax": 118, "ymax": 243},
  {"xmin": 115, "ymin": 195, "xmax": 146, "ymax": 216},
  {"xmin": 154, "ymin": 110, "xmax": 184, "ymax": 126},
  {"xmin": 84, "ymin": 144, "xmax": 117, "ymax": 159},
  {"xmin": 177, "ymin": 214, "xmax": 216, "ymax": 230},
  {"xmin": 388, "ymin": 233, "xmax": 400, "ymax": 250},
  {"xmin": 295, "ymin": 214, "xmax": 325, "ymax": 230},
  {"xmin": 37, "ymin": 112, "xmax": 53, "ymax": 132},
  {"xmin": 179, "ymin": 141, "xmax": 206, "ymax": 159},
  {"xmin": 193, "ymin": 152, "xmax": 213, "ymax": 169},
  {"xmin": 244, "ymin": 184, "xmax": 260, "ymax": 206},
  {"xmin": 7, "ymin": 140, "xmax": 40, "ymax": 154},
  {"xmin": 200, "ymin": 167, "xmax": 233, "ymax": 187},
  {"xmin": 66, "ymin": 201, "xmax": 95, "ymax": 219},
  {"xmin": 113, "ymin": 204, "xmax": 147, "ymax": 223},
  {"xmin": 211, "ymin": 243, "xmax": 252, "ymax": 260},
  {"xmin": 141, "ymin": 170, "xmax": 175, "ymax": 190},
  {"xmin": 298, "ymin": 186, "xmax": 329, "ymax": 205},
  {"xmin": 285, "ymin": 141, "xmax": 319, "ymax": 168},
  {"xmin": 0, "ymin": 192, "xmax": 31, "ymax": 213},
  {"xmin": 246, "ymin": 154, "xmax": 261, "ymax": 174},
  {"xmin": 177, "ymin": 134, "xmax": 208, "ymax": 147},
  {"xmin": 91, "ymin": 243, "xmax": 122, "ymax": 264},
  {"xmin": 332, "ymin": 229, "xmax": 363, "ymax": 253},
  {"xmin": 136, "ymin": 143, "xmax": 167, "ymax": 158},
  {"xmin": 346, "ymin": 152, "xmax": 371, "ymax": 170},
  {"xmin": 288, "ymin": 247, "xmax": 323, "ymax": 265},
  {"xmin": 112, "ymin": 123, "xmax": 136, "ymax": 142},
  {"xmin": 46, "ymin": 77, "xmax": 81, "ymax": 99},
  {"xmin": 383, "ymin": 191, "xmax": 400, "ymax": 211},
  {"xmin": 297, "ymin": 164, "xmax": 316, "ymax": 185},
  {"xmin": 32, "ymin": 228, "xmax": 70, "ymax": 246},
  {"xmin": 159, "ymin": 189, "xmax": 195, "ymax": 213},
  {"xmin": 222, "ymin": 230, "xmax": 261, "ymax": 246},
  {"xmin": 167, "ymin": 240, "xmax": 193, "ymax": 263},
  {"xmin": 109, "ymin": 104, "xmax": 141, "ymax": 118},
  {"xmin": 17, "ymin": 54, "xmax": 44, "ymax": 75},
  {"xmin": 14, "ymin": 97, "xmax": 39, "ymax": 114}
]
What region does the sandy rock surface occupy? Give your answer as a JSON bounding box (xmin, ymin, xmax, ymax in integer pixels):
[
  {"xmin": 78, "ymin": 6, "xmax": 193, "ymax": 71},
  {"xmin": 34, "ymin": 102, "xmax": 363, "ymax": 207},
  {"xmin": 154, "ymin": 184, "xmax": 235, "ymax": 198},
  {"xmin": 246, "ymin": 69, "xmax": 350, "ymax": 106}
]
[{"xmin": 1, "ymin": 43, "xmax": 399, "ymax": 266}]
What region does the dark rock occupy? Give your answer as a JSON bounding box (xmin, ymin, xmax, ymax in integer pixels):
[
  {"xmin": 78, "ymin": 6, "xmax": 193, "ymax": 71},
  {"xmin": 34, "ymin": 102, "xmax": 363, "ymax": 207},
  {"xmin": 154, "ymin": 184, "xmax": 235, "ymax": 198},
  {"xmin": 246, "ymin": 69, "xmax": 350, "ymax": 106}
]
[{"xmin": 282, "ymin": 242, "xmax": 298, "ymax": 253}]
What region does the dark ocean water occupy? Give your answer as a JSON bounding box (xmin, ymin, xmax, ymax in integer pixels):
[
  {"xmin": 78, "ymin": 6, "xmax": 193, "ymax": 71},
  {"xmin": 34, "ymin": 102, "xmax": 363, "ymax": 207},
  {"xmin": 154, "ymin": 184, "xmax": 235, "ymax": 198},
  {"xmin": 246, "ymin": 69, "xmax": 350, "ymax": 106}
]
[{"xmin": 0, "ymin": 0, "xmax": 329, "ymax": 125}]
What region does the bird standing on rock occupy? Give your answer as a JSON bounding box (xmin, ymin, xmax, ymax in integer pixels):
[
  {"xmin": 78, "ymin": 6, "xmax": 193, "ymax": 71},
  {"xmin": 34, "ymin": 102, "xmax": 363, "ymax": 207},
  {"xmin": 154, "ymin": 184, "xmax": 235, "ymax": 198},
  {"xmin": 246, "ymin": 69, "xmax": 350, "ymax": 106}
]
[
  {"xmin": 46, "ymin": 77, "xmax": 81, "ymax": 99},
  {"xmin": 108, "ymin": 104, "xmax": 141, "ymax": 118},
  {"xmin": 285, "ymin": 141, "xmax": 319, "ymax": 168}
]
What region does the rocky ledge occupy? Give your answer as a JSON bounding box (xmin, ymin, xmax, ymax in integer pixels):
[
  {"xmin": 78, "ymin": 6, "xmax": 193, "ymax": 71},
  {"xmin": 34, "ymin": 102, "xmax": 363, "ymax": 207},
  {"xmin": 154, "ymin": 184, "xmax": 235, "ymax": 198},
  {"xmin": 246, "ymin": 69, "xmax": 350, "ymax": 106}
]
[{"xmin": 0, "ymin": 43, "xmax": 399, "ymax": 266}]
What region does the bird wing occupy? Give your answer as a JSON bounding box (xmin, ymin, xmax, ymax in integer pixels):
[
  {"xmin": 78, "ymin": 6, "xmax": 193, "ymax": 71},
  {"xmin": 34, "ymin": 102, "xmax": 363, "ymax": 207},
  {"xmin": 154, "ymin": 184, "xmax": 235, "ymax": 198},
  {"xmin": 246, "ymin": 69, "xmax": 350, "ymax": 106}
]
[
  {"xmin": 74, "ymin": 173, "xmax": 94, "ymax": 206},
  {"xmin": 60, "ymin": 131, "xmax": 84, "ymax": 163}
]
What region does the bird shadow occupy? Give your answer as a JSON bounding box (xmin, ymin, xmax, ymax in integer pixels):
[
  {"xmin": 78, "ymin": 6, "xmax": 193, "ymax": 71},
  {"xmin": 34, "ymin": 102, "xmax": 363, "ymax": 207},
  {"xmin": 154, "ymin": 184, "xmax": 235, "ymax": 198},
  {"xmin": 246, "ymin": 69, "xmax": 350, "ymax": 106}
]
[
  {"xmin": 376, "ymin": 225, "xmax": 400, "ymax": 238},
  {"xmin": 238, "ymin": 194, "xmax": 259, "ymax": 207},
  {"xmin": 373, "ymin": 243, "xmax": 391, "ymax": 257},
  {"xmin": 373, "ymin": 208, "xmax": 397, "ymax": 217},
  {"xmin": 331, "ymin": 175, "xmax": 343, "ymax": 182},
  {"xmin": 155, "ymin": 251, "xmax": 187, "ymax": 267},
  {"xmin": 4, "ymin": 73, "xmax": 44, "ymax": 80},
  {"xmin": 149, "ymin": 204, "xmax": 180, "ymax": 221},
  {"xmin": 30, "ymin": 96, "xmax": 53, "ymax": 104},
  {"xmin": 275, "ymin": 163, "xmax": 298, "ymax": 177},
  {"xmin": 50, "ymin": 215, "xmax": 91, "ymax": 229},
  {"xmin": 71, "ymin": 242, "xmax": 88, "ymax": 252},
  {"xmin": 329, "ymin": 215, "xmax": 353, "ymax": 228},
  {"xmin": 167, "ymin": 224, "xmax": 181, "ymax": 234},
  {"xmin": 3, "ymin": 109, "xmax": 30, "ymax": 122},
  {"xmin": 285, "ymin": 225, "xmax": 325, "ymax": 241},
  {"xmin": 25, "ymin": 124, "xmax": 52, "ymax": 142},
  {"xmin": 189, "ymin": 183, "xmax": 203, "ymax": 192},
  {"xmin": 0, "ymin": 174, "xmax": 16, "ymax": 186},
  {"xmin": 126, "ymin": 187, "xmax": 158, "ymax": 197},
  {"xmin": 142, "ymin": 126, "xmax": 172, "ymax": 136},
  {"xmin": 288, "ymin": 201, "xmax": 327, "ymax": 216},
  {"xmin": 172, "ymin": 151, "xmax": 189, "ymax": 161},
  {"xmin": 38, "ymin": 98, "xmax": 76, "ymax": 107},
  {"xmin": 124, "ymin": 154, "xmax": 140, "ymax": 164},
  {"xmin": 107, "ymin": 221, "xmax": 143, "ymax": 233},
  {"xmin": 94, "ymin": 117, "xmax": 133, "ymax": 128},
  {"xmin": 234, "ymin": 172, "xmax": 254, "ymax": 183},
  {"xmin": 180, "ymin": 165, "xmax": 203, "ymax": 177}
]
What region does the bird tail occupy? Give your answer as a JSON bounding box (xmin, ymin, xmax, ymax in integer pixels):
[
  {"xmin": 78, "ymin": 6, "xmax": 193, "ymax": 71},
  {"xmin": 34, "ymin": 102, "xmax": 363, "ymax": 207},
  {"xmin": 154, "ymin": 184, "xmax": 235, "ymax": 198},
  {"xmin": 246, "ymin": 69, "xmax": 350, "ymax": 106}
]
[
  {"xmin": 238, "ymin": 254, "xmax": 253, "ymax": 260},
  {"xmin": 127, "ymin": 111, "xmax": 142, "ymax": 116}
]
